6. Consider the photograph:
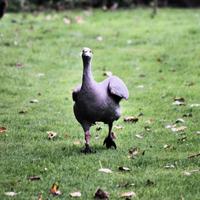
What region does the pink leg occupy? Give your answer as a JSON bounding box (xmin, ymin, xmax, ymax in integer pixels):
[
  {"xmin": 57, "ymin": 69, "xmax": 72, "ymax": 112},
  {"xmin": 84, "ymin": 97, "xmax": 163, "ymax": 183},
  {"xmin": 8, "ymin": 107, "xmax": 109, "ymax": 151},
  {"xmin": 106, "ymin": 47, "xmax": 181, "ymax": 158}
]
[{"xmin": 85, "ymin": 131, "xmax": 91, "ymax": 145}]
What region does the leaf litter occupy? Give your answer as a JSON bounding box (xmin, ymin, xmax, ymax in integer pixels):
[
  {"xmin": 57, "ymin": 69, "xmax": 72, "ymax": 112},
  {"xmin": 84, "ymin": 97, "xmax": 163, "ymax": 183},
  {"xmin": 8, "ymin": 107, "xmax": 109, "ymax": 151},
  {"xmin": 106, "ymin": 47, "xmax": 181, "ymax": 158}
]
[
  {"xmin": 124, "ymin": 116, "xmax": 139, "ymax": 123},
  {"xmin": 50, "ymin": 183, "xmax": 61, "ymax": 196},
  {"xmin": 70, "ymin": 191, "xmax": 81, "ymax": 198},
  {"xmin": 47, "ymin": 131, "xmax": 58, "ymax": 140},
  {"xmin": 120, "ymin": 191, "xmax": 136, "ymax": 198},
  {"xmin": 94, "ymin": 188, "xmax": 109, "ymax": 199},
  {"xmin": 0, "ymin": 127, "xmax": 7, "ymax": 134}
]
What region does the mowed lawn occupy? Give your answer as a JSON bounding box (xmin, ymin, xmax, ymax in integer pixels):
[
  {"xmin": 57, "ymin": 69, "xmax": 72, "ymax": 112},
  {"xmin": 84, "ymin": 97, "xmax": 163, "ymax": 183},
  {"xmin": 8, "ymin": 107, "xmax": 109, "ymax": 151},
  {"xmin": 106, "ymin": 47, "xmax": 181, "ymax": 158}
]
[{"xmin": 0, "ymin": 8, "xmax": 200, "ymax": 200}]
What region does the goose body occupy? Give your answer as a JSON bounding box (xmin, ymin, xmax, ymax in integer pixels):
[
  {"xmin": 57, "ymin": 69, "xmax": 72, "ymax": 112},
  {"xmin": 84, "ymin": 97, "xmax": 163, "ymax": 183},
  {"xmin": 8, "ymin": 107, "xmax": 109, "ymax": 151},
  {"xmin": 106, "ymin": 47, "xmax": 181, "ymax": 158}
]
[{"xmin": 72, "ymin": 47, "xmax": 129, "ymax": 153}]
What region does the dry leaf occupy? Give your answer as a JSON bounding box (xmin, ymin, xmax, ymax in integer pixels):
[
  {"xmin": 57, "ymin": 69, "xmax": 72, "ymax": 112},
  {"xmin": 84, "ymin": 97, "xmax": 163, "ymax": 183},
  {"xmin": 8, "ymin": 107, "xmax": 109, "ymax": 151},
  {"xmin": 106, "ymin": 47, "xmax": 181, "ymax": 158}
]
[
  {"xmin": 28, "ymin": 175, "xmax": 41, "ymax": 181},
  {"xmin": 63, "ymin": 17, "xmax": 71, "ymax": 24},
  {"xmin": 73, "ymin": 140, "xmax": 81, "ymax": 145},
  {"xmin": 129, "ymin": 147, "xmax": 139, "ymax": 157},
  {"xmin": 178, "ymin": 136, "xmax": 187, "ymax": 142},
  {"xmin": 175, "ymin": 118, "xmax": 185, "ymax": 123},
  {"xmin": 172, "ymin": 97, "xmax": 186, "ymax": 106},
  {"xmin": 50, "ymin": 183, "xmax": 61, "ymax": 196},
  {"xmin": 47, "ymin": 131, "xmax": 57, "ymax": 140},
  {"xmin": 0, "ymin": 127, "xmax": 7, "ymax": 134},
  {"xmin": 183, "ymin": 169, "xmax": 199, "ymax": 176},
  {"xmin": 120, "ymin": 191, "xmax": 136, "ymax": 198},
  {"xmin": 135, "ymin": 134, "xmax": 143, "ymax": 139},
  {"xmin": 188, "ymin": 152, "xmax": 200, "ymax": 159},
  {"xmin": 98, "ymin": 168, "xmax": 112, "ymax": 173},
  {"xmin": 124, "ymin": 116, "xmax": 138, "ymax": 123},
  {"xmin": 114, "ymin": 125, "xmax": 124, "ymax": 130},
  {"xmin": 118, "ymin": 166, "xmax": 130, "ymax": 171},
  {"xmin": 5, "ymin": 192, "xmax": 18, "ymax": 197},
  {"xmin": 70, "ymin": 191, "xmax": 81, "ymax": 198},
  {"xmin": 96, "ymin": 36, "xmax": 103, "ymax": 41},
  {"xmin": 171, "ymin": 126, "xmax": 187, "ymax": 132},
  {"xmin": 164, "ymin": 164, "xmax": 175, "ymax": 169},
  {"xmin": 38, "ymin": 193, "xmax": 42, "ymax": 200},
  {"xmin": 136, "ymin": 85, "xmax": 144, "ymax": 89},
  {"xmin": 182, "ymin": 113, "xmax": 192, "ymax": 118},
  {"xmin": 103, "ymin": 71, "xmax": 112, "ymax": 77},
  {"xmin": 94, "ymin": 188, "xmax": 109, "ymax": 199},
  {"xmin": 19, "ymin": 110, "xmax": 27, "ymax": 114},
  {"xmin": 30, "ymin": 99, "xmax": 39, "ymax": 103}
]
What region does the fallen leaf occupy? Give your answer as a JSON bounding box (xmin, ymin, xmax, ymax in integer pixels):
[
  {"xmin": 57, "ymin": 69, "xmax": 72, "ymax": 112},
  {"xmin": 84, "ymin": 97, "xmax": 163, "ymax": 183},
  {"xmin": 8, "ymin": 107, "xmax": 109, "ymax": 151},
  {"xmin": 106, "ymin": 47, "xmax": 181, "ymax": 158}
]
[
  {"xmin": 63, "ymin": 17, "xmax": 71, "ymax": 24},
  {"xmin": 146, "ymin": 179, "xmax": 154, "ymax": 186},
  {"xmin": 175, "ymin": 118, "xmax": 185, "ymax": 123},
  {"xmin": 114, "ymin": 125, "xmax": 124, "ymax": 130},
  {"xmin": 195, "ymin": 131, "xmax": 200, "ymax": 135},
  {"xmin": 118, "ymin": 166, "xmax": 130, "ymax": 171},
  {"xmin": 47, "ymin": 131, "xmax": 57, "ymax": 140},
  {"xmin": 117, "ymin": 182, "xmax": 135, "ymax": 188},
  {"xmin": 136, "ymin": 85, "xmax": 144, "ymax": 89},
  {"xmin": 164, "ymin": 164, "xmax": 175, "ymax": 169},
  {"xmin": 94, "ymin": 188, "xmax": 109, "ymax": 199},
  {"xmin": 5, "ymin": 192, "xmax": 18, "ymax": 197},
  {"xmin": 172, "ymin": 97, "xmax": 186, "ymax": 106},
  {"xmin": 73, "ymin": 140, "xmax": 81, "ymax": 145},
  {"xmin": 30, "ymin": 99, "xmax": 39, "ymax": 103},
  {"xmin": 128, "ymin": 147, "xmax": 145, "ymax": 158},
  {"xmin": 103, "ymin": 71, "xmax": 112, "ymax": 77},
  {"xmin": 19, "ymin": 110, "xmax": 27, "ymax": 114},
  {"xmin": 135, "ymin": 134, "xmax": 143, "ymax": 139},
  {"xmin": 144, "ymin": 126, "xmax": 151, "ymax": 131},
  {"xmin": 70, "ymin": 191, "xmax": 81, "ymax": 198},
  {"xmin": 182, "ymin": 113, "xmax": 192, "ymax": 118},
  {"xmin": 190, "ymin": 103, "xmax": 200, "ymax": 107},
  {"xmin": 50, "ymin": 183, "xmax": 61, "ymax": 196},
  {"xmin": 171, "ymin": 126, "xmax": 187, "ymax": 132},
  {"xmin": 163, "ymin": 144, "xmax": 175, "ymax": 150},
  {"xmin": 28, "ymin": 175, "xmax": 41, "ymax": 181},
  {"xmin": 178, "ymin": 136, "xmax": 187, "ymax": 142},
  {"xmin": 124, "ymin": 116, "xmax": 139, "ymax": 123},
  {"xmin": 183, "ymin": 169, "xmax": 199, "ymax": 176},
  {"xmin": 98, "ymin": 168, "xmax": 112, "ymax": 173},
  {"xmin": 96, "ymin": 36, "xmax": 103, "ymax": 41},
  {"xmin": 120, "ymin": 191, "xmax": 136, "ymax": 198},
  {"xmin": 188, "ymin": 152, "xmax": 200, "ymax": 159},
  {"xmin": 0, "ymin": 127, "xmax": 7, "ymax": 134},
  {"xmin": 38, "ymin": 193, "xmax": 42, "ymax": 200}
]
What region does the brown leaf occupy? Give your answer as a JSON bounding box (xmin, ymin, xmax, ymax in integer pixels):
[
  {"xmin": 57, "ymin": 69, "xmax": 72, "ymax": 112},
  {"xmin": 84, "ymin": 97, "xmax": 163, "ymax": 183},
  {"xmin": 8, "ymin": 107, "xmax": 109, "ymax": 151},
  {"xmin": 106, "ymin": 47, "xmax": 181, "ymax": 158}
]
[
  {"xmin": 19, "ymin": 110, "xmax": 27, "ymax": 114},
  {"xmin": 128, "ymin": 147, "xmax": 145, "ymax": 158},
  {"xmin": 50, "ymin": 183, "xmax": 61, "ymax": 196},
  {"xmin": 124, "ymin": 116, "xmax": 139, "ymax": 123},
  {"xmin": 73, "ymin": 140, "xmax": 81, "ymax": 145},
  {"xmin": 177, "ymin": 136, "xmax": 187, "ymax": 143},
  {"xmin": 0, "ymin": 127, "xmax": 7, "ymax": 134},
  {"xmin": 188, "ymin": 153, "xmax": 200, "ymax": 159},
  {"xmin": 114, "ymin": 125, "xmax": 124, "ymax": 130},
  {"xmin": 172, "ymin": 97, "xmax": 186, "ymax": 106},
  {"xmin": 171, "ymin": 126, "xmax": 187, "ymax": 132},
  {"xmin": 28, "ymin": 176, "xmax": 41, "ymax": 181},
  {"xmin": 30, "ymin": 99, "xmax": 39, "ymax": 103},
  {"xmin": 182, "ymin": 113, "xmax": 192, "ymax": 118},
  {"xmin": 103, "ymin": 71, "xmax": 112, "ymax": 77},
  {"xmin": 118, "ymin": 166, "xmax": 130, "ymax": 172},
  {"xmin": 70, "ymin": 191, "xmax": 81, "ymax": 198},
  {"xmin": 94, "ymin": 188, "xmax": 109, "ymax": 199},
  {"xmin": 175, "ymin": 118, "xmax": 185, "ymax": 124},
  {"xmin": 120, "ymin": 191, "xmax": 136, "ymax": 198},
  {"xmin": 38, "ymin": 193, "xmax": 42, "ymax": 200},
  {"xmin": 47, "ymin": 131, "xmax": 57, "ymax": 140}
]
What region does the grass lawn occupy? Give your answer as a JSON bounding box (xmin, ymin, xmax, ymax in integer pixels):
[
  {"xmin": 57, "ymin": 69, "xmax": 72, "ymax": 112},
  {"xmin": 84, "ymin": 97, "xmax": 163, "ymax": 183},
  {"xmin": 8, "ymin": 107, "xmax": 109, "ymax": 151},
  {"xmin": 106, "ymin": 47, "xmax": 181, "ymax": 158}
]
[{"xmin": 0, "ymin": 8, "xmax": 200, "ymax": 200}]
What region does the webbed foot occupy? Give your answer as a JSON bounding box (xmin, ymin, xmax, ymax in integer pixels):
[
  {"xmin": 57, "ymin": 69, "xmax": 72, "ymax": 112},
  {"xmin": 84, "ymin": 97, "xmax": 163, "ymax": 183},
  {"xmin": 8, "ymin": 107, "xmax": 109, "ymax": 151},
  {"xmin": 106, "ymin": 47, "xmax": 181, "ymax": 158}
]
[
  {"xmin": 81, "ymin": 144, "xmax": 96, "ymax": 154},
  {"xmin": 103, "ymin": 135, "xmax": 117, "ymax": 149}
]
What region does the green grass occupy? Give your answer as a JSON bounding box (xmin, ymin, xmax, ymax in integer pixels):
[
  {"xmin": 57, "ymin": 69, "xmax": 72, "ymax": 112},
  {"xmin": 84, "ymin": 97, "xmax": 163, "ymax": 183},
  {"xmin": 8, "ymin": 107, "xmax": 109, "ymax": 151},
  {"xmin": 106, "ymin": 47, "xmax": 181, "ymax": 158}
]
[{"xmin": 0, "ymin": 8, "xmax": 200, "ymax": 200}]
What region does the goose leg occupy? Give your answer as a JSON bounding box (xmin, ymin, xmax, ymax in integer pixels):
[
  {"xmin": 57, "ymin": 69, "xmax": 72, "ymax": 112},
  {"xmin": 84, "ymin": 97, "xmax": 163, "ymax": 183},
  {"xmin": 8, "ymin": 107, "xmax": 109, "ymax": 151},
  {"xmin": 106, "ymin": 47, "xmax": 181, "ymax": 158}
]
[
  {"xmin": 103, "ymin": 123, "xmax": 117, "ymax": 149},
  {"xmin": 81, "ymin": 130, "xmax": 96, "ymax": 153}
]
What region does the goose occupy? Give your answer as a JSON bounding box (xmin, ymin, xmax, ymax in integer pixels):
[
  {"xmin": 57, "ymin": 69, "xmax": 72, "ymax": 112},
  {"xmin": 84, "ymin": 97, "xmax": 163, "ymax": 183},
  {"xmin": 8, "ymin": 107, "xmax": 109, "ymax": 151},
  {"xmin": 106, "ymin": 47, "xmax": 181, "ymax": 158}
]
[{"xmin": 72, "ymin": 47, "xmax": 129, "ymax": 153}]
